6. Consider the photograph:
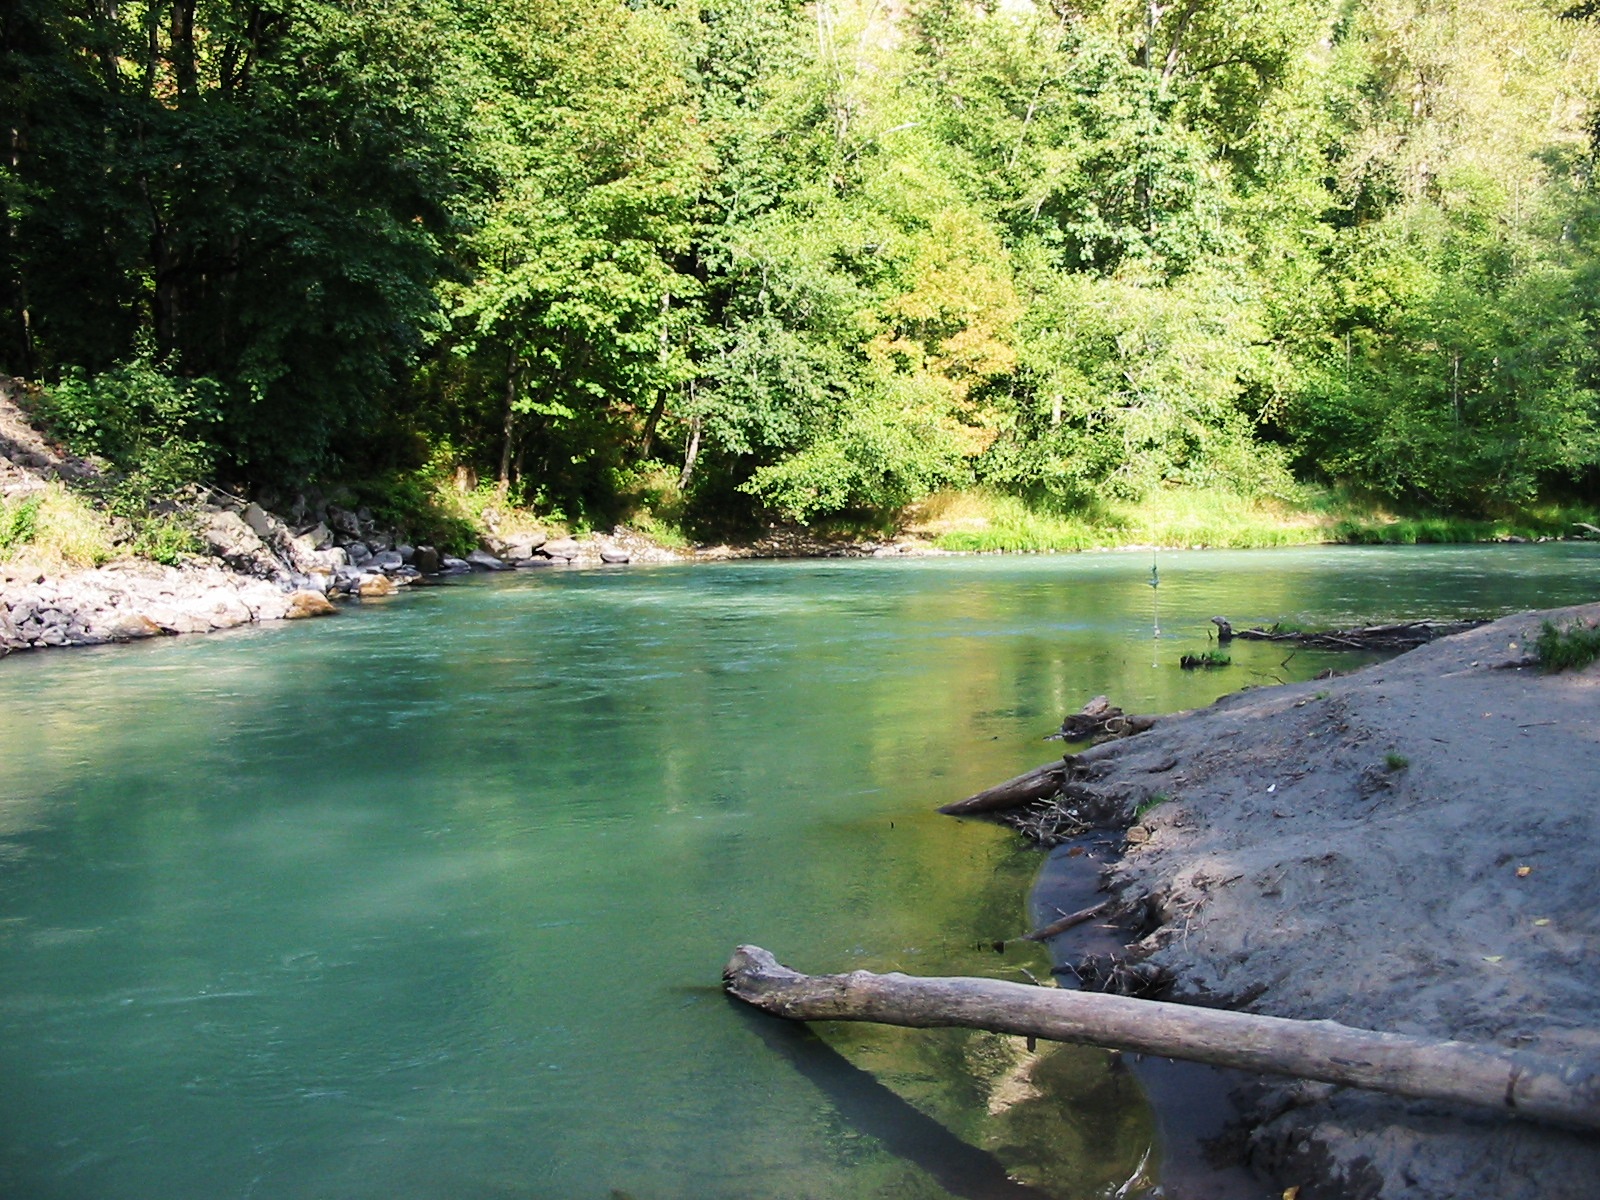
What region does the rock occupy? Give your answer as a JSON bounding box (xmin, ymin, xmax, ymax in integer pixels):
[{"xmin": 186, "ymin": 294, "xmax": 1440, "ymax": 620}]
[
  {"xmin": 202, "ymin": 510, "xmax": 282, "ymax": 578},
  {"xmin": 599, "ymin": 548, "xmax": 631, "ymax": 564},
  {"xmin": 346, "ymin": 541, "xmax": 372, "ymax": 566},
  {"xmin": 242, "ymin": 502, "xmax": 275, "ymax": 539},
  {"xmin": 466, "ymin": 549, "xmax": 510, "ymax": 571},
  {"xmin": 358, "ymin": 574, "xmax": 397, "ymax": 597},
  {"xmin": 104, "ymin": 614, "xmax": 164, "ymax": 643},
  {"xmin": 515, "ymin": 556, "xmax": 554, "ymax": 569},
  {"xmin": 329, "ymin": 506, "xmax": 362, "ymax": 538},
  {"xmin": 205, "ymin": 594, "xmax": 254, "ymax": 629},
  {"xmin": 300, "ymin": 521, "xmax": 333, "ymax": 549},
  {"xmin": 543, "ymin": 537, "xmax": 581, "ymax": 560},
  {"xmin": 395, "ymin": 544, "xmax": 415, "ymax": 563},
  {"xmin": 439, "ymin": 556, "xmax": 472, "ymax": 574},
  {"xmin": 500, "ymin": 531, "xmax": 548, "ymax": 560},
  {"xmin": 413, "ymin": 546, "xmax": 441, "ymax": 575},
  {"xmin": 372, "ymin": 550, "xmax": 405, "ymax": 571},
  {"xmin": 285, "ymin": 590, "xmax": 337, "ymax": 618}
]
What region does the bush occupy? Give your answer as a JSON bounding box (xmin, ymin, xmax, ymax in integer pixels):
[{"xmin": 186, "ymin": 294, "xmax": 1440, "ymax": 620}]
[
  {"xmin": 1536, "ymin": 620, "xmax": 1600, "ymax": 673},
  {"xmin": 35, "ymin": 360, "xmax": 220, "ymax": 509},
  {"xmin": 0, "ymin": 494, "xmax": 42, "ymax": 554}
]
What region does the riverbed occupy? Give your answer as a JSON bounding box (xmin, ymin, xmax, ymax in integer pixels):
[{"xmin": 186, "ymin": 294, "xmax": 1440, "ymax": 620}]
[{"xmin": 2, "ymin": 545, "xmax": 1596, "ymax": 1199}]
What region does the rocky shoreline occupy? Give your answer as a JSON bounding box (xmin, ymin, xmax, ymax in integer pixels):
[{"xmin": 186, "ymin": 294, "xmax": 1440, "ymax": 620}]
[
  {"xmin": 0, "ymin": 490, "xmax": 702, "ymax": 657},
  {"xmin": 963, "ymin": 607, "xmax": 1600, "ymax": 1199}
]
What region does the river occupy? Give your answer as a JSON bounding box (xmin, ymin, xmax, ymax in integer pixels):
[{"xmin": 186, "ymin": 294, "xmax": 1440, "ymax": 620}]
[{"xmin": 1, "ymin": 544, "xmax": 1595, "ymax": 1199}]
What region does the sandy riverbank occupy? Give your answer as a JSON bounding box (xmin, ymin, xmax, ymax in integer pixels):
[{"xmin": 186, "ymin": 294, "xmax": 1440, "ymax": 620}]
[{"xmin": 987, "ymin": 605, "xmax": 1600, "ymax": 1199}]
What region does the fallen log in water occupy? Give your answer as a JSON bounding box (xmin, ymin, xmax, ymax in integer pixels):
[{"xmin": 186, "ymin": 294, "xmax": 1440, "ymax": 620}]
[
  {"xmin": 937, "ymin": 760, "xmax": 1066, "ymax": 815},
  {"xmin": 1227, "ymin": 619, "xmax": 1487, "ymax": 652},
  {"xmin": 723, "ymin": 946, "xmax": 1600, "ymax": 1132}
]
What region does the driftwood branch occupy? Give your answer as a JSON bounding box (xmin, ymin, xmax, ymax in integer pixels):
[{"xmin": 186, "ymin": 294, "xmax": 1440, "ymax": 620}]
[
  {"xmin": 938, "ymin": 761, "xmax": 1065, "ymax": 815},
  {"xmin": 1021, "ymin": 901, "xmax": 1110, "ymax": 942},
  {"xmin": 1226, "ymin": 619, "xmax": 1487, "ymax": 652},
  {"xmin": 724, "ymin": 946, "xmax": 1600, "ymax": 1132},
  {"xmin": 1046, "ymin": 695, "xmax": 1159, "ymax": 744}
]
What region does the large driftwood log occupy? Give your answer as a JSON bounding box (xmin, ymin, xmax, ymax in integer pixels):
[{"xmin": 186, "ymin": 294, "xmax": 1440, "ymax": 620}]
[
  {"xmin": 1228, "ymin": 618, "xmax": 1487, "ymax": 652},
  {"xmin": 937, "ymin": 761, "xmax": 1066, "ymax": 816},
  {"xmin": 724, "ymin": 946, "xmax": 1600, "ymax": 1132}
]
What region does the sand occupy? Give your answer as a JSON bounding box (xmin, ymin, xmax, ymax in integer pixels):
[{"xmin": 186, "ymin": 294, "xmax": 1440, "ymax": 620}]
[{"xmin": 1018, "ymin": 604, "xmax": 1600, "ymax": 1199}]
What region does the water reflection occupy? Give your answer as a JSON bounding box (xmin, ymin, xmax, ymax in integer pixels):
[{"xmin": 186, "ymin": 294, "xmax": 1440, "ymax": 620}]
[{"xmin": 1, "ymin": 545, "xmax": 1595, "ymax": 1199}]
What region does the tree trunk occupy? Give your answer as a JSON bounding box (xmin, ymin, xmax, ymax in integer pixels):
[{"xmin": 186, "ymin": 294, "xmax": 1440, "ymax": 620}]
[
  {"xmin": 498, "ymin": 349, "xmax": 521, "ymax": 493},
  {"xmin": 678, "ymin": 409, "xmax": 702, "ymax": 490},
  {"xmin": 724, "ymin": 946, "xmax": 1600, "ymax": 1133}
]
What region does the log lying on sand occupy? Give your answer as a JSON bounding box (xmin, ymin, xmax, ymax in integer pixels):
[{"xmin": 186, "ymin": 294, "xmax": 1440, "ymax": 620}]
[{"xmin": 724, "ymin": 946, "xmax": 1600, "ymax": 1133}]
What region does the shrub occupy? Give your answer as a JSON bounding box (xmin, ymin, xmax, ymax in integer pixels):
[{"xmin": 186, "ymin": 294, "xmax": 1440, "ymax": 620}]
[
  {"xmin": 0, "ymin": 494, "xmax": 42, "ymax": 554},
  {"xmin": 1536, "ymin": 620, "xmax": 1600, "ymax": 672}
]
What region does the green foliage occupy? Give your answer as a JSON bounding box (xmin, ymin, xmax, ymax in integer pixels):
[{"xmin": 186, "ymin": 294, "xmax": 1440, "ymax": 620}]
[
  {"xmin": 126, "ymin": 513, "xmax": 204, "ymax": 567},
  {"xmin": 1179, "ymin": 650, "xmax": 1231, "ymax": 669},
  {"xmin": 1536, "ymin": 620, "xmax": 1600, "ymax": 672},
  {"xmin": 349, "ymin": 471, "xmax": 481, "ymax": 557},
  {"xmin": 6, "ymin": 0, "xmax": 1600, "ymax": 536},
  {"xmin": 1384, "ymin": 752, "xmax": 1410, "ymax": 771},
  {"xmin": 36, "ymin": 361, "xmax": 219, "ymax": 510},
  {"xmin": 0, "ymin": 495, "xmax": 41, "ymax": 553}
]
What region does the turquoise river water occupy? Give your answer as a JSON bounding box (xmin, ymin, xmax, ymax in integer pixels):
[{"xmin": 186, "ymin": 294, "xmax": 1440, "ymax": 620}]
[{"xmin": 1, "ymin": 545, "xmax": 1596, "ymax": 1200}]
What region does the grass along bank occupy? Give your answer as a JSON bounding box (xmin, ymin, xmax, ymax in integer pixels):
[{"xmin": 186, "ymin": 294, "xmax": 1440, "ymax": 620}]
[{"xmin": 901, "ymin": 489, "xmax": 1600, "ymax": 553}]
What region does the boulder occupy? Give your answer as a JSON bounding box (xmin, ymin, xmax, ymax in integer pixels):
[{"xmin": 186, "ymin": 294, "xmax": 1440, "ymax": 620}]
[
  {"xmin": 412, "ymin": 546, "xmax": 441, "ymax": 575},
  {"xmin": 345, "ymin": 541, "xmax": 373, "ymax": 566},
  {"xmin": 372, "ymin": 550, "xmax": 405, "ymax": 571},
  {"xmin": 300, "ymin": 521, "xmax": 333, "ymax": 550},
  {"xmin": 500, "ymin": 531, "xmax": 548, "ymax": 560},
  {"xmin": 466, "ymin": 549, "xmax": 510, "ymax": 571},
  {"xmin": 358, "ymin": 574, "xmax": 397, "ymax": 597},
  {"xmin": 543, "ymin": 537, "xmax": 581, "ymax": 560},
  {"xmin": 439, "ymin": 556, "xmax": 472, "ymax": 574},
  {"xmin": 106, "ymin": 614, "xmax": 163, "ymax": 641},
  {"xmin": 515, "ymin": 556, "xmax": 554, "ymax": 569},
  {"xmin": 242, "ymin": 502, "xmax": 276, "ymax": 539},
  {"xmin": 285, "ymin": 590, "xmax": 338, "ymax": 618},
  {"xmin": 599, "ymin": 547, "xmax": 631, "ymax": 564},
  {"xmin": 329, "ymin": 506, "xmax": 362, "ymax": 538}
]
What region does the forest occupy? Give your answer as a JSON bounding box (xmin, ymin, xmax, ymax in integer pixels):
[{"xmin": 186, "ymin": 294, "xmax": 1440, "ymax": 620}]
[{"xmin": 5, "ymin": 0, "xmax": 1600, "ymax": 547}]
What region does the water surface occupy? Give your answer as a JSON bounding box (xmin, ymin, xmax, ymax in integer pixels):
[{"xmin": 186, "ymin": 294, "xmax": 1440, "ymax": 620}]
[{"xmin": 2, "ymin": 544, "xmax": 1594, "ymax": 1199}]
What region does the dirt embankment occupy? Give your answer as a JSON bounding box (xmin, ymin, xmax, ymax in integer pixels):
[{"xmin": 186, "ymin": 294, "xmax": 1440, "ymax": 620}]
[{"xmin": 1004, "ymin": 606, "xmax": 1600, "ymax": 1199}]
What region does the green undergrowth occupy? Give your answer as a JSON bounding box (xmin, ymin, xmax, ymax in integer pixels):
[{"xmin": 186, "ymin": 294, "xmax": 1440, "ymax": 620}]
[
  {"xmin": 0, "ymin": 483, "xmax": 115, "ymax": 568},
  {"xmin": 915, "ymin": 489, "xmax": 1332, "ymax": 552},
  {"xmin": 1536, "ymin": 620, "xmax": 1600, "ymax": 672},
  {"xmin": 910, "ymin": 489, "xmax": 1600, "ymax": 554}
]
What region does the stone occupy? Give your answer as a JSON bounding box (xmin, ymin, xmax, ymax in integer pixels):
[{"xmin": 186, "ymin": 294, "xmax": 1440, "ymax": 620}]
[
  {"xmin": 358, "ymin": 574, "xmax": 397, "ymax": 597},
  {"xmin": 395, "ymin": 544, "xmax": 415, "ymax": 563},
  {"xmin": 543, "ymin": 537, "xmax": 581, "ymax": 560},
  {"xmin": 205, "ymin": 595, "xmax": 254, "ymax": 629},
  {"xmin": 301, "ymin": 521, "xmax": 333, "ymax": 550},
  {"xmin": 439, "ymin": 556, "xmax": 472, "ymax": 574},
  {"xmin": 500, "ymin": 531, "xmax": 548, "ymax": 560},
  {"xmin": 599, "ymin": 548, "xmax": 631, "ymax": 564},
  {"xmin": 329, "ymin": 506, "xmax": 362, "ymax": 538},
  {"xmin": 515, "ymin": 556, "xmax": 554, "ymax": 569},
  {"xmin": 285, "ymin": 590, "xmax": 337, "ymax": 618},
  {"xmin": 372, "ymin": 550, "xmax": 404, "ymax": 571},
  {"xmin": 345, "ymin": 541, "xmax": 372, "ymax": 565},
  {"xmin": 242, "ymin": 502, "xmax": 275, "ymax": 539},
  {"xmin": 412, "ymin": 546, "xmax": 441, "ymax": 575},
  {"xmin": 466, "ymin": 549, "xmax": 510, "ymax": 571}
]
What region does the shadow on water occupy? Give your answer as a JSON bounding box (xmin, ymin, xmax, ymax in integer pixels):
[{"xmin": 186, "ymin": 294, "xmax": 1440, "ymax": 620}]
[{"xmin": 729, "ymin": 1000, "xmax": 1062, "ymax": 1200}]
